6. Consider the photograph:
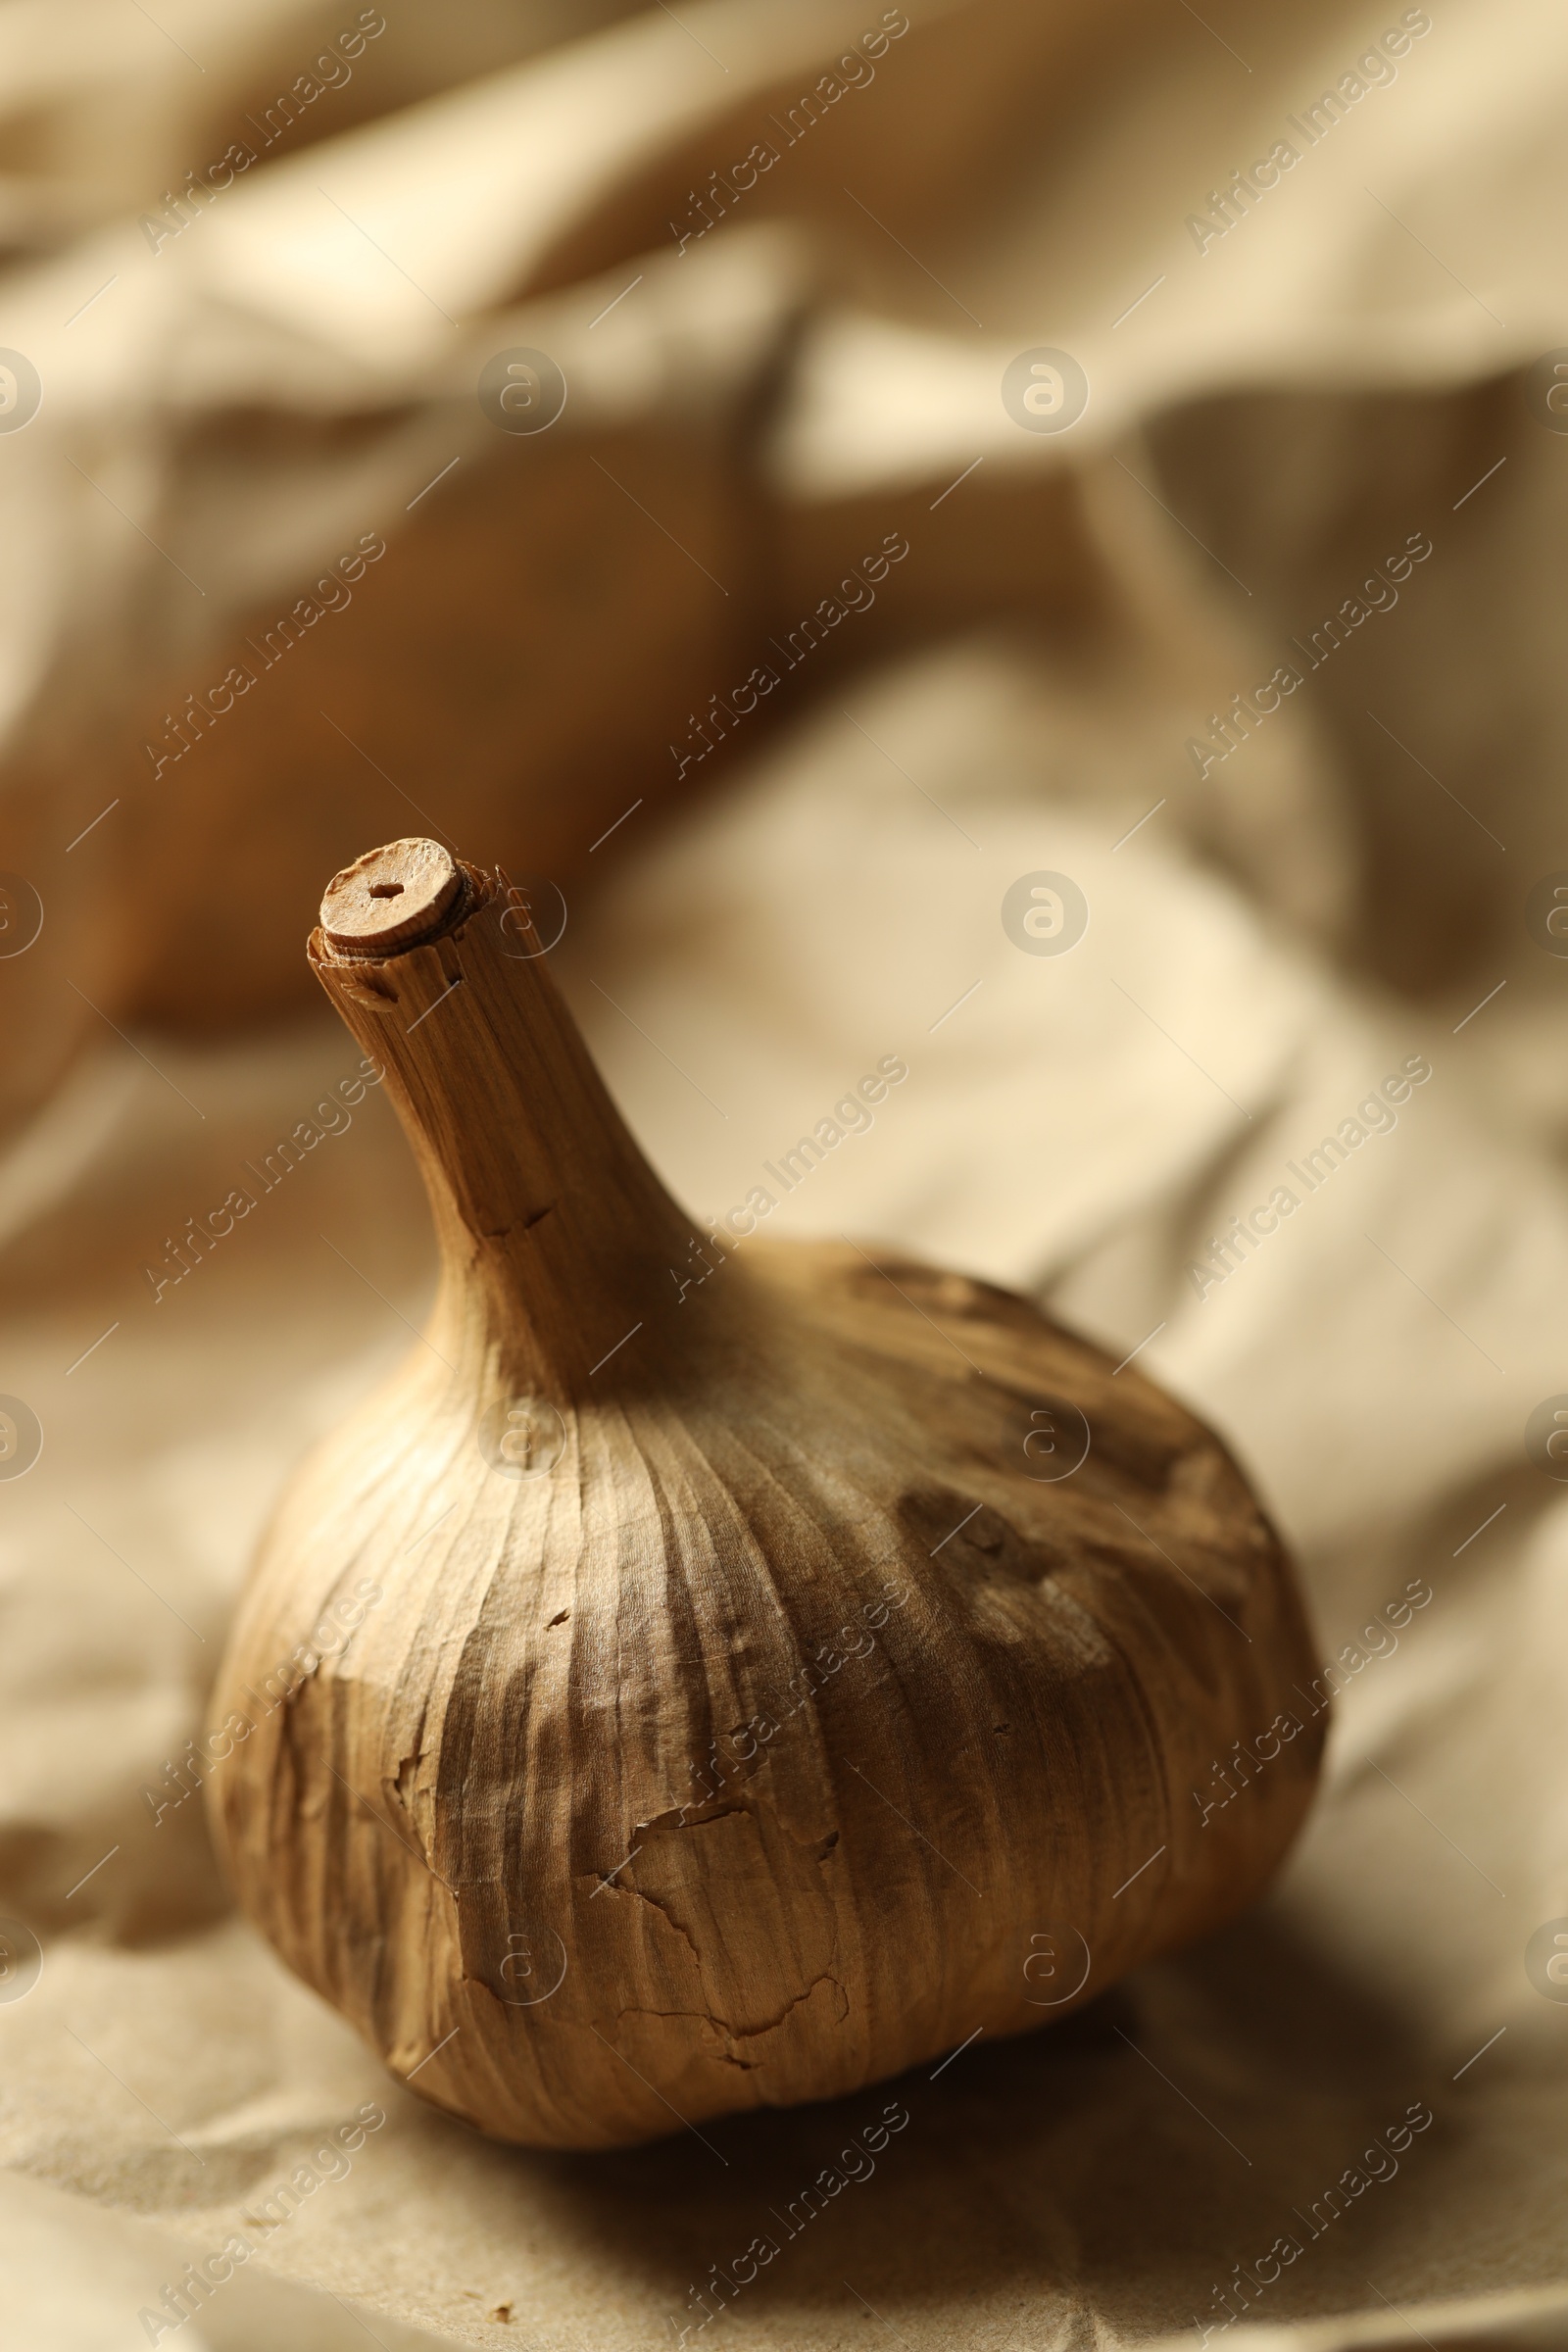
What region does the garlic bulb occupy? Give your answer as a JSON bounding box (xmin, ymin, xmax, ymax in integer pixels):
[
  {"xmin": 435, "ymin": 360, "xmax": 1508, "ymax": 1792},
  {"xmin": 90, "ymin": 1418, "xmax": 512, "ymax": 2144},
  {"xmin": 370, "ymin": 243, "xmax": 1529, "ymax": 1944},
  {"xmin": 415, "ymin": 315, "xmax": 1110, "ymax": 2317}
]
[{"xmin": 209, "ymin": 838, "xmax": 1324, "ymax": 2148}]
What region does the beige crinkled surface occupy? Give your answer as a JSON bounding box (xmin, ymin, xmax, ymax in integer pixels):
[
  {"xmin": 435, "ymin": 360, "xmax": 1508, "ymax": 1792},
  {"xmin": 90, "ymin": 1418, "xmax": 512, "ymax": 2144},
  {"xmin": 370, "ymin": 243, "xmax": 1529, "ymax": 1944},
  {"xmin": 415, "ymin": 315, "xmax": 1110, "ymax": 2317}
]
[{"xmin": 2, "ymin": 0, "xmax": 1568, "ymax": 2344}]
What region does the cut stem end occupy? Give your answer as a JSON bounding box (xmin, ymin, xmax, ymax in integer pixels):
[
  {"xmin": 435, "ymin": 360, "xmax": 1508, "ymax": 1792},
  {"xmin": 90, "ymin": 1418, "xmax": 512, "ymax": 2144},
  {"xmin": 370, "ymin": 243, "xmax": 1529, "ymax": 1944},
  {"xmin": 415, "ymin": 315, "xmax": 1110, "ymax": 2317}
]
[{"xmin": 320, "ymin": 838, "xmax": 465, "ymax": 956}]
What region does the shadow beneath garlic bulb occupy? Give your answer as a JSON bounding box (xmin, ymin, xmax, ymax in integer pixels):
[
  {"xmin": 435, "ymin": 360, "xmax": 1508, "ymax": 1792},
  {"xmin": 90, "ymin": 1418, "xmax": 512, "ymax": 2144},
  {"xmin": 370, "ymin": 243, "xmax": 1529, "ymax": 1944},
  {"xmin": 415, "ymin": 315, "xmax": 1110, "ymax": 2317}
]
[{"xmin": 485, "ymin": 1904, "xmax": 1433, "ymax": 2339}]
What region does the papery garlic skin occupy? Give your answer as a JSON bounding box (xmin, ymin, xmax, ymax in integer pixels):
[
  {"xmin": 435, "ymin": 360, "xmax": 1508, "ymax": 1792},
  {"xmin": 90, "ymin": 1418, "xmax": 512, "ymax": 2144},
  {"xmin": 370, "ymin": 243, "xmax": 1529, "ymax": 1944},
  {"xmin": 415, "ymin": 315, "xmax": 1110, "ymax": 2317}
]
[{"xmin": 208, "ymin": 845, "xmax": 1325, "ymax": 2148}]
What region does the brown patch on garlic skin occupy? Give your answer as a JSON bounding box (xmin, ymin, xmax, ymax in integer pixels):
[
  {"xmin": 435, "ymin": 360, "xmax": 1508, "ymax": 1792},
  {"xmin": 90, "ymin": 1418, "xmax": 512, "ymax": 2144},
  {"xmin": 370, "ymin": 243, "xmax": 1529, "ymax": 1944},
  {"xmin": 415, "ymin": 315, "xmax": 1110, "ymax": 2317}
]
[{"xmin": 207, "ymin": 846, "xmax": 1326, "ymax": 2150}]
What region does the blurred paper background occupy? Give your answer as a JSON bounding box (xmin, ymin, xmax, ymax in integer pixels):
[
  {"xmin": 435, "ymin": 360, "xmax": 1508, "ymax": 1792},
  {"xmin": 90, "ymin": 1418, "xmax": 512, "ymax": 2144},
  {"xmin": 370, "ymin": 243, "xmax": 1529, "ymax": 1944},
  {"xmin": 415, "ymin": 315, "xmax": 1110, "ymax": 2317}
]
[{"xmin": 2, "ymin": 0, "xmax": 1568, "ymax": 2342}]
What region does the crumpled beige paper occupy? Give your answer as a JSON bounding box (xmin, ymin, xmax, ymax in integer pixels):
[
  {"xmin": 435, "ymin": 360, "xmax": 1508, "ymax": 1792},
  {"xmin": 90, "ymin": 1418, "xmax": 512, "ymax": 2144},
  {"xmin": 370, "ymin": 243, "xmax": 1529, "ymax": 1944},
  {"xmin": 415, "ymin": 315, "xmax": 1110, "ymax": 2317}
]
[{"xmin": 4, "ymin": 0, "xmax": 1568, "ymax": 2344}]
